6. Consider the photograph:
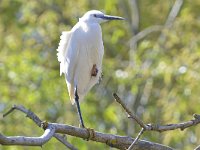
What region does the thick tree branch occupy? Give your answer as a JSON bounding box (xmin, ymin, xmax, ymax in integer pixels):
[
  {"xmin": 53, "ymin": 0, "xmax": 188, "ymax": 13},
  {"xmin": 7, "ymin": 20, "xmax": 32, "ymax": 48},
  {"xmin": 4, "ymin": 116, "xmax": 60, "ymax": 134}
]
[
  {"xmin": 2, "ymin": 105, "xmax": 77, "ymax": 150},
  {"xmin": 1, "ymin": 105, "xmax": 173, "ymax": 150},
  {"xmin": 0, "ymin": 126, "xmax": 55, "ymax": 146},
  {"xmin": 49, "ymin": 123, "xmax": 173, "ymax": 150}
]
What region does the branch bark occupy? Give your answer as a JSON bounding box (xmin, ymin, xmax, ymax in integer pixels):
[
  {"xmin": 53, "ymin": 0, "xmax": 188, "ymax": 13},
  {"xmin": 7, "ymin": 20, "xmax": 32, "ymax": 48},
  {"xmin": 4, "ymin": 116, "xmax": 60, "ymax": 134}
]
[
  {"xmin": 50, "ymin": 123, "xmax": 173, "ymax": 150},
  {"xmin": 113, "ymin": 93, "xmax": 200, "ymax": 149},
  {"xmin": 158, "ymin": 0, "xmax": 184, "ymax": 43},
  {"xmin": 2, "ymin": 105, "xmax": 77, "ymax": 150},
  {"xmin": 1, "ymin": 105, "xmax": 173, "ymax": 150},
  {"xmin": 128, "ymin": 128, "xmax": 145, "ymax": 150},
  {"xmin": 0, "ymin": 126, "xmax": 55, "ymax": 146},
  {"xmin": 113, "ymin": 93, "xmax": 200, "ymax": 132},
  {"xmin": 113, "ymin": 93, "xmax": 148, "ymax": 129},
  {"xmin": 129, "ymin": 25, "xmax": 163, "ymax": 46}
]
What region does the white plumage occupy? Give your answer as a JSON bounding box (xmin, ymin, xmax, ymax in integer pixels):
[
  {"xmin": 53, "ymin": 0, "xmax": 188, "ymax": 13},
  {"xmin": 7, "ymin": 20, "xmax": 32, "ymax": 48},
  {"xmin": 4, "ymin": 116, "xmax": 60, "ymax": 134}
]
[{"xmin": 57, "ymin": 10, "xmax": 124, "ymax": 105}]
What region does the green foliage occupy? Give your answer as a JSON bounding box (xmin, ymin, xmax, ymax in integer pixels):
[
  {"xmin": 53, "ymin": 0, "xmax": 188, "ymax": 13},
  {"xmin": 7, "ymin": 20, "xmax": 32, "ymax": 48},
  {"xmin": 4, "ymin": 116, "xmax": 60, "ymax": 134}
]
[{"xmin": 0, "ymin": 0, "xmax": 200, "ymax": 149}]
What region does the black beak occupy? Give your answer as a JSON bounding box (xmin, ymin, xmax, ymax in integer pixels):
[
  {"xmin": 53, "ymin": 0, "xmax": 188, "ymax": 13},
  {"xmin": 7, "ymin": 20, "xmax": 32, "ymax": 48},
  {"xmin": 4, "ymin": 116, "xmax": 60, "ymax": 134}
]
[{"xmin": 98, "ymin": 14, "xmax": 125, "ymax": 20}]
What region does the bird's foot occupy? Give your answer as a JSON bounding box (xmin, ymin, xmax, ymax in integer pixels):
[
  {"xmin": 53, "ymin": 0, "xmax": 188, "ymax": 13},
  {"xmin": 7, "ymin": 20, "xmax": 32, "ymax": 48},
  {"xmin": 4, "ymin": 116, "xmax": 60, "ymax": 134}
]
[
  {"xmin": 41, "ymin": 120, "xmax": 48, "ymax": 130},
  {"xmin": 79, "ymin": 124, "xmax": 95, "ymax": 141},
  {"xmin": 91, "ymin": 64, "xmax": 98, "ymax": 77},
  {"xmin": 79, "ymin": 123, "xmax": 85, "ymax": 128},
  {"xmin": 85, "ymin": 127, "xmax": 95, "ymax": 141}
]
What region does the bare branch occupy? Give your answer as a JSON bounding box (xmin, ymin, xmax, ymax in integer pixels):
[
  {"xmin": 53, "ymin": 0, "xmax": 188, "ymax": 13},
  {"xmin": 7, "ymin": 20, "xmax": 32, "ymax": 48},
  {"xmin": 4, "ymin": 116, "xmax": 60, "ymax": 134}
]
[
  {"xmin": 128, "ymin": 0, "xmax": 184, "ymax": 48},
  {"xmin": 0, "ymin": 125, "xmax": 55, "ymax": 146},
  {"xmin": 3, "ymin": 105, "xmax": 42, "ymax": 127},
  {"xmin": 3, "ymin": 105, "xmax": 77, "ymax": 150},
  {"xmin": 1, "ymin": 105, "xmax": 173, "ymax": 150},
  {"xmin": 53, "ymin": 134, "xmax": 78, "ymax": 150},
  {"xmin": 3, "ymin": 104, "xmax": 200, "ymax": 149},
  {"xmin": 113, "ymin": 93, "xmax": 200, "ymax": 132},
  {"xmin": 149, "ymin": 114, "xmax": 200, "ymax": 132},
  {"xmin": 113, "ymin": 93, "xmax": 149, "ymax": 129},
  {"xmin": 128, "ymin": 25, "xmax": 163, "ymax": 67},
  {"xmin": 164, "ymin": 0, "xmax": 184, "ymax": 28},
  {"xmin": 159, "ymin": 0, "xmax": 184, "ymax": 42},
  {"xmin": 49, "ymin": 122, "xmax": 172, "ymax": 150},
  {"xmin": 194, "ymin": 144, "xmax": 200, "ymax": 150},
  {"xmin": 128, "ymin": 128, "xmax": 145, "ymax": 150},
  {"xmin": 129, "ymin": 0, "xmax": 140, "ymax": 34},
  {"xmin": 129, "ymin": 25, "xmax": 163, "ymax": 45}
]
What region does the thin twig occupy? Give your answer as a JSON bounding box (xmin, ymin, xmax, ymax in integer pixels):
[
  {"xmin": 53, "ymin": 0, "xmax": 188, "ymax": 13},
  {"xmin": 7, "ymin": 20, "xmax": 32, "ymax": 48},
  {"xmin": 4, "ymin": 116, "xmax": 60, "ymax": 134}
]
[
  {"xmin": 113, "ymin": 93, "xmax": 200, "ymax": 132},
  {"xmin": 113, "ymin": 93, "xmax": 200, "ymax": 150},
  {"xmin": 54, "ymin": 134, "xmax": 78, "ymax": 150},
  {"xmin": 129, "ymin": 0, "xmax": 140, "ymax": 34},
  {"xmin": 158, "ymin": 0, "xmax": 184, "ymax": 42},
  {"xmin": 3, "ymin": 105, "xmax": 42, "ymax": 127},
  {"xmin": 113, "ymin": 93, "xmax": 148, "ymax": 129},
  {"xmin": 149, "ymin": 114, "xmax": 200, "ymax": 132},
  {"xmin": 164, "ymin": 0, "xmax": 184, "ymax": 28},
  {"xmin": 3, "ymin": 107, "xmax": 15, "ymax": 117},
  {"xmin": 129, "ymin": 25, "xmax": 163, "ymax": 45},
  {"xmin": 128, "ymin": 128, "xmax": 145, "ymax": 150}
]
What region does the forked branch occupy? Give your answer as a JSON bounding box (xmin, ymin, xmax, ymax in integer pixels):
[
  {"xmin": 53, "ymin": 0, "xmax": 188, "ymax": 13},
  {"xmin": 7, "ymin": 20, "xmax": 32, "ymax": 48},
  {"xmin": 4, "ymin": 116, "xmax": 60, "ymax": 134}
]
[
  {"xmin": 1, "ymin": 105, "xmax": 173, "ymax": 150},
  {"xmin": 113, "ymin": 93, "xmax": 200, "ymax": 132},
  {"xmin": 113, "ymin": 93, "xmax": 200, "ymax": 149}
]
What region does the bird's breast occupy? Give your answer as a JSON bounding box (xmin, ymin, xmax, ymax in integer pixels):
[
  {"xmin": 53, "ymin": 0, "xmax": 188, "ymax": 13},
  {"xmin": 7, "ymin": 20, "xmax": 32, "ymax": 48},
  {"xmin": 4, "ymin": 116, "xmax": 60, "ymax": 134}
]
[
  {"xmin": 69, "ymin": 22, "xmax": 104, "ymax": 99},
  {"xmin": 77, "ymin": 23, "xmax": 104, "ymax": 65},
  {"xmin": 83, "ymin": 23, "xmax": 102, "ymax": 45}
]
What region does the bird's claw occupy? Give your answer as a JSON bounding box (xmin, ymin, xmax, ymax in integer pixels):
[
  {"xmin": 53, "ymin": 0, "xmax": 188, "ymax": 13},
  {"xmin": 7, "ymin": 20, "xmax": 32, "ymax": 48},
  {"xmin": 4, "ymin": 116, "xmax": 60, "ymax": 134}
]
[
  {"xmin": 79, "ymin": 123, "xmax": 85, "ymax": 128},
  {"xmin": 79, "ymin": 124, "xmax": 95, "ymax": 141},
  {"xmin": 85, "ymin": 127, "xmax": 95, "ymax": 141},
  {"xmin": 41, "ymin": 120, "xmax": 48, "ymax": 130}
]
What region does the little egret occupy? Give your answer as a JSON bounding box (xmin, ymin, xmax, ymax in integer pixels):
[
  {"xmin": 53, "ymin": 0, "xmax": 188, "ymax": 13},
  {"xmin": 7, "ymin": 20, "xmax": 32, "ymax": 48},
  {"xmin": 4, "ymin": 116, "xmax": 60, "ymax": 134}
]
[{"xmin": 57, "ymin": 10, "xmax": 124, "ymax": 128}]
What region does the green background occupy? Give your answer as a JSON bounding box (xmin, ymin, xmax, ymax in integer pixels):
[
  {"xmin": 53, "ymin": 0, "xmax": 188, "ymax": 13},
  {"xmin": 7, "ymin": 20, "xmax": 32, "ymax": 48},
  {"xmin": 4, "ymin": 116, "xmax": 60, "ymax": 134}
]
[{"xmin": 0, "ymin": 0, "xmax": 200, "ymax": 149}]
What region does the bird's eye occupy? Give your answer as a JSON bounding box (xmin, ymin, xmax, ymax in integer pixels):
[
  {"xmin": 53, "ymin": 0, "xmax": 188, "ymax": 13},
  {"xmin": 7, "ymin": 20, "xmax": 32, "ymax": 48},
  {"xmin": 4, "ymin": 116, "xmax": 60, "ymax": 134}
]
[{"xmin": 93, "ymin": 14, "xmax": 97, "ymax": 17}]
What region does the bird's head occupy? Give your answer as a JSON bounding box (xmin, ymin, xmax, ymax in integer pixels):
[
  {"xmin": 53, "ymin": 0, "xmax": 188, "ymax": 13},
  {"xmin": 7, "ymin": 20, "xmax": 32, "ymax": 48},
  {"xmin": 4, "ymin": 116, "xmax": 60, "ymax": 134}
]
[{"xmin": 79, "ymin": 10, "xmax": 124, "ymax": 24}]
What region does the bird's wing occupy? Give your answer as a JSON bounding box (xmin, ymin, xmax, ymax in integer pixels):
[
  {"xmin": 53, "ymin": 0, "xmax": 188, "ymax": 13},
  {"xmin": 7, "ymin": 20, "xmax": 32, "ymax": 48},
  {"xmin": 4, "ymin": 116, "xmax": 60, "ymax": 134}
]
[
  {"xmin": 57, "ymin": 31, "xmax": 73, "ymax": 76},
  {"xmin": 57, "ymin": 31, "xmax": 78, "ymax": 104}
]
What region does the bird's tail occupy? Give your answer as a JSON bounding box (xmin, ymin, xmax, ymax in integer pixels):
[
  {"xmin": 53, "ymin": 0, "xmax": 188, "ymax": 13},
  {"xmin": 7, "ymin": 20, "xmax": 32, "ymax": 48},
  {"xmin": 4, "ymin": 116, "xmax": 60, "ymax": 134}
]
[
  {"xmin": 66, "ymin": 83, "xmax": 75, "ymax": 105},
  {"xmin": 66, "ymin": 81, "xmax": 84, "ymax": 105}
]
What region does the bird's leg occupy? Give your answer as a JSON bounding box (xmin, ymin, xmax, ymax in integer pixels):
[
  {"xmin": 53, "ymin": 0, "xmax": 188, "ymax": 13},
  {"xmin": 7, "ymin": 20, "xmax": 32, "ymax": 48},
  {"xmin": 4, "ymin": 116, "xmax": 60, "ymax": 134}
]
[
  {"xmin": 75, "ymin": 86, "xmax": 85, "ymax": 128},
  {"xmin": 91, "ymin": 64, "xmax": 98, "ymax": 77},
  {"xmin": 74, "ymin": 86, "xmax": 96, "ymax": 140}
]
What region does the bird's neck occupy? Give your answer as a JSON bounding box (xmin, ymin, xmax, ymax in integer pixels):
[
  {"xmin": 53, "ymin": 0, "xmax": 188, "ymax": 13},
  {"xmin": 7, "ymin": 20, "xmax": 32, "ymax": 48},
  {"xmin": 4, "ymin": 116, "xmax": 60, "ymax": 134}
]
[{"xmin": 79, "ymin": 21, "xmax": 101, "ymax": 33}]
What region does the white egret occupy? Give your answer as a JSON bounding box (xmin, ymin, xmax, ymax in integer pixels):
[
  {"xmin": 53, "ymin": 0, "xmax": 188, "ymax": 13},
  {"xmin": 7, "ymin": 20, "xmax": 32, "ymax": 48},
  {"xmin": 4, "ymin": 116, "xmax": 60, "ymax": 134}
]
[{"xmin": 57, "ymin": 10, "xmax": 124, "ymax": 128}]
